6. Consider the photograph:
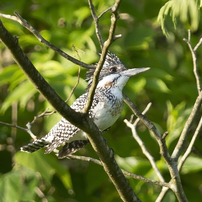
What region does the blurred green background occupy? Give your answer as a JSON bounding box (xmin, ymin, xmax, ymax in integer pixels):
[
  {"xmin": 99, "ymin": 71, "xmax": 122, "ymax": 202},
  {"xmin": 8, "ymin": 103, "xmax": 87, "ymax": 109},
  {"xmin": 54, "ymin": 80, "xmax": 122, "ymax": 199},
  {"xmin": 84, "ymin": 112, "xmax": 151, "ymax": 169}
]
[{"xmin": 0, "ymin": 0, "xmax": 202, "ymax": 201}]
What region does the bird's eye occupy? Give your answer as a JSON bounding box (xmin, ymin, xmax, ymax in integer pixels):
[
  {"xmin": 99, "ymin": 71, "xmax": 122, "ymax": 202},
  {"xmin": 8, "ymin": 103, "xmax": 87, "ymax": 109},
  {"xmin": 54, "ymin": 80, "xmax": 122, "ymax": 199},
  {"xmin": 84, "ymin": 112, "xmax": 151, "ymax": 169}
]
[{"xmin": 110, "ymin": 66, "xmax": 117, "ymax": 72}]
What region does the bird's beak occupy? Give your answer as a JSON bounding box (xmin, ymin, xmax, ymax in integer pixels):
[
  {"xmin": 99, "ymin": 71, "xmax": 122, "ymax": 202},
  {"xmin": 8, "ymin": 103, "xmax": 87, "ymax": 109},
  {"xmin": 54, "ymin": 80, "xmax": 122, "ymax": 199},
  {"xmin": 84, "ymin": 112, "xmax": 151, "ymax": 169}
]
[{"xmin": 121, "ymin": 67, "xmax": 150, "ymax": 77}]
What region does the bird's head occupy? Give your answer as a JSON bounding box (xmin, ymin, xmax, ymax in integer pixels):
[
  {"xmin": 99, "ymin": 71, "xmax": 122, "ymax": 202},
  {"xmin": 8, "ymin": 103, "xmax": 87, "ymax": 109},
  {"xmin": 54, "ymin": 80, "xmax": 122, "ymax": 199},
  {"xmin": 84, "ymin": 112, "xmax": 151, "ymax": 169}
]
[{"xmin": 86, "ymin": 52, "xmax": 149, "ymax": 91}]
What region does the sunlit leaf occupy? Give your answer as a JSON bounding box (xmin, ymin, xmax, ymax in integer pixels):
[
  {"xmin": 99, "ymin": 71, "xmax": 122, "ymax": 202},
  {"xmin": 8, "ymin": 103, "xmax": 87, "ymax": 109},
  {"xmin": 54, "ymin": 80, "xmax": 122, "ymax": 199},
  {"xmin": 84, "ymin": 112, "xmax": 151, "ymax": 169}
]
[
  {"xmin": 158, "ymin": 0, "xmax": 199, "ymax": 36},
  {"xmin": 181, "ymin": 156, "xmax": 202, "ymax": 174},
  {"xmin": 1, "ymin": 80, "xmax": 37, "ymax": 113},
  {"xmin": 0, "ymin": 170, "xmax": 21, "ymax": 202},
  {"xmin": 15, "ymin": 151, "xmax": 72, "ymax": 189},
  {"xmin": 166, "ymin": 101, "xmax": 191, "ymax": 145},
  {"xmin": 146, "ymin": 78, "xmax": 170, "ymax": 93}
]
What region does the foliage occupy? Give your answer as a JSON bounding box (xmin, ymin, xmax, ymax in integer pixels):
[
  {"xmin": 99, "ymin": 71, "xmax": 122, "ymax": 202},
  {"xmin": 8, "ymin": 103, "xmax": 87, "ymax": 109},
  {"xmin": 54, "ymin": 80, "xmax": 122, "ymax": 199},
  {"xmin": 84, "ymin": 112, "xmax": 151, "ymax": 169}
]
[
  {"xmin": 158, "ymin": 0, "xmax": 201, "ymax": 36},
  {"xmin": 0, "ymin": 0, "xmax": 202, "ymax": 201}
]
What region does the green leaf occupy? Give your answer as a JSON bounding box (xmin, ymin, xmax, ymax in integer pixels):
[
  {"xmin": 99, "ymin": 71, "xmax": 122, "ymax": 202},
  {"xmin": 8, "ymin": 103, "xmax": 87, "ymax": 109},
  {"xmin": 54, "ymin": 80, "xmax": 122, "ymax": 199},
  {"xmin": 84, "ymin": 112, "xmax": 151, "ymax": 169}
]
[
  {"xmin": 115, "ymin": 155, "xmax": 150, "ymax": 174},
  {"xmin": 0, "ymin": 65, "xmax": 22, "ymax": 87},
  {"xmin": 0, "ymin": 169, "xmax": 22, "ymax": 202},
  {"xmin": 74, "ymin": 7, "xmax": 91, "ymax": 26},
  {"xmin": 14, "ymin": 151, "xmax": 72, "ymax": 189},
  {"xmin": 124, "ymin": 26, "xmax": 155, "ymax": 49},
  {"xmin": 1, "ymin": 80, "xmax": 37, "ymax": 113},
  {"xmin": 146, "ymin": 78, "xmax": 170, "ymax": 93},
  {"xmin": 86, "ymin": 163, "xmax": 108, "ymax": 194},
  {"xmin": 15, "ymin": 151, "xmax": 55, "ymax": 181},
  {"xmin": 166, "ymin": 101, "xmax": 191, "ymax": 145},
  {"xmin": 158, "ymin": 0, "xmax": 199, "ymax": 36},
  {"xmin": 181, "ymin": 156, "xmax": 202, "ymax": 174}
]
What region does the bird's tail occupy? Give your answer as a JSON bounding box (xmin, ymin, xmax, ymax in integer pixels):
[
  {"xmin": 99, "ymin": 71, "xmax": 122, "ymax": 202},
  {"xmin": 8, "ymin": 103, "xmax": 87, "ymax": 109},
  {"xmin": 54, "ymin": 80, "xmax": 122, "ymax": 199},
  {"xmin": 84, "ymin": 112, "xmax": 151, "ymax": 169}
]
[
  {"xmin": 20, "ymin": 137, "xmax": 49, "ymax": 153},
  {"xmin": 58, "ymin": 140, "xmax": 89, "ymax": 158}
]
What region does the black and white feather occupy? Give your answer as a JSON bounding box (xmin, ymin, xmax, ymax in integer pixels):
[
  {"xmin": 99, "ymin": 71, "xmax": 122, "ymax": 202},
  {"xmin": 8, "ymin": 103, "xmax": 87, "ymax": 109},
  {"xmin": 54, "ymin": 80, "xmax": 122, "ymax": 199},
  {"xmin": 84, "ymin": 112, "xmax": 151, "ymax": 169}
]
[
  {"xmin": 86, "ymin": 52, "xmax": 126, "ymax": 91},
  {"xmin": 21, "ymin": 52, "xmax": 149, "ymax": 158}
]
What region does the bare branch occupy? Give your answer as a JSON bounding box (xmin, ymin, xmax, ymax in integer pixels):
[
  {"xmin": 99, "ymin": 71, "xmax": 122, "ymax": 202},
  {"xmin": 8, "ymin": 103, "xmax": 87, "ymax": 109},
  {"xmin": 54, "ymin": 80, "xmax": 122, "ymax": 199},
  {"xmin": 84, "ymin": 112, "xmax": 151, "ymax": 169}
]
[
  {"xmin": 124, "ymin": 102, "xmax": 165, "ymax": 183},
  {"xmin": 82, "ymin": 0, "xmax": 122, "ymax": 114},
  {"xmin": 183, "ymin": 30, "xmax": 201, "ymax": 94},
  {"xmin": 30, "ymin": 108, "xmax": 56, "ymax": 125},
  {"xmin": 98, "ymin": 6, "xmax": 113, "ymax": 19},
  {"xmin": 178, "ymin": 116, "xmax": 202, "ymax": 171},
  {"xmin": 133, "ymin": 102, "xmax": 152, "ymax": 126},
  {"xmin": 0, "ymin": 12, "xmax": 95, "ymax": 69},
  {"xmin": 155, "ymin": 187, "xmax": 169, "ymax": 202},
  {"xmin": 68, "ymin": 155, "xmax": 170, "ymax": 188},
  {"xmin": 171, "ymin": 91, "xmax": 202, "ymax": 160},
  {"xmin": 123, "ymin": 94, "xmax": 188, "ymax": 202},
  {"xmin": 0, "ymin": 121, "xmax": 36, "ymax": 139},
  {"xmin": 64, "ymin": 46, "xmax": 82, "ymax": 102},
  {"xmin": 88, "ymin": 0, "xmax": 104, "ymax": 49}
]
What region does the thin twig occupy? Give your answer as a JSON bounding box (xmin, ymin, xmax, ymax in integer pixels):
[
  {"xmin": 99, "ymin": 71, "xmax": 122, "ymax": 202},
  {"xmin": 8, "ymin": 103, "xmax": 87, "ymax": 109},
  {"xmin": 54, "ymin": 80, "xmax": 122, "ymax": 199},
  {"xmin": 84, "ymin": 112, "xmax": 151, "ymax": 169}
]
[
  {"xmin": 155, "ymin": 187, "xmax": 169, "ymax": 202},
  {"xmin": 67, "ymin": 155, "xmax": 170, "ymax": 188},
  {"xmin": 133, "ymin": 102, "xmax": 152, "ymax": 126},
  {"xmin": 65, "ymin": 46, "xmax": 82, "ymax": 102},
  {"xmin": 98, "ymin": 6, "xmax": 113, "ymax": 19},
  {"xmin": 124, "ymin": 102, "xmax": 165, "ymax": 182},
  {"xmin": 88, "ymin": 0, "xmax": 104, "ymax": 49},
  {"xmin": 0, "ymin": 121, "xmax": 36, "ymax": 139},
  {"xmin": 125, "ymin": 119, "xmax": 165, "ymax": 182},
  {"xmin": 30, "ymin": 108, "xmax": 56, "ymax": 125},
  {"xmin": 30, "ymin": 48, "xmax": 82, "ymax": 121},
  {"xmin": 183, "ymin": 30, "xmax": 201, "ymax": 94},
  {"xmin": 171, "ymin": 91, "xmax": 202, "ymax": 160}
]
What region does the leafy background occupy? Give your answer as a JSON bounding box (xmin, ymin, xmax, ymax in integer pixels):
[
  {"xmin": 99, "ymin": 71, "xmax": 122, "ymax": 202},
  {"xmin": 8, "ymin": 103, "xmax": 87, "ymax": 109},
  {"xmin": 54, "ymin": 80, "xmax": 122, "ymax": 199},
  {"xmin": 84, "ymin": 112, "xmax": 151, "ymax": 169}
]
[{"xmin": 0, "ymin": 0, "xmax": 202, "ymax": 201}]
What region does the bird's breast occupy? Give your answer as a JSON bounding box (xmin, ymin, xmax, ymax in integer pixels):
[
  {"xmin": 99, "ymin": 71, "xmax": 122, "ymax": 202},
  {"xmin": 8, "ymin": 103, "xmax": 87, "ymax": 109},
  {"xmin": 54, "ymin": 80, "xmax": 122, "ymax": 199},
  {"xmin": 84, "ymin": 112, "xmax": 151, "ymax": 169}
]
[{"xmin": 92, "ymin": 95, "xmax": 124, "ymax": 131}]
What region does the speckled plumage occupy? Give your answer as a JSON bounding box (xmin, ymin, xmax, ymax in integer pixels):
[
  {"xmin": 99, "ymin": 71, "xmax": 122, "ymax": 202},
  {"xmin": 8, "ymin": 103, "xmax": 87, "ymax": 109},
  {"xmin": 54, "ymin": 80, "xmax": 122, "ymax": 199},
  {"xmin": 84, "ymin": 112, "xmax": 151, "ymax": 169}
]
[{"xmin": 20, "ymin": 52, "xmax": 149, "ymax": 158}]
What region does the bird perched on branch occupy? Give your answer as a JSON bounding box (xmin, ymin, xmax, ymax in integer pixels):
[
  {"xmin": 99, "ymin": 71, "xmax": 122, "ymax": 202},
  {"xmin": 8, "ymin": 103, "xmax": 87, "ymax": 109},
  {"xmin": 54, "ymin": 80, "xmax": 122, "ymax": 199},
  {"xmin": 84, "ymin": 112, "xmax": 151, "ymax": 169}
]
[{"xmin": 21, "ymin": 52, "xmax": 149, "ymax": 158}]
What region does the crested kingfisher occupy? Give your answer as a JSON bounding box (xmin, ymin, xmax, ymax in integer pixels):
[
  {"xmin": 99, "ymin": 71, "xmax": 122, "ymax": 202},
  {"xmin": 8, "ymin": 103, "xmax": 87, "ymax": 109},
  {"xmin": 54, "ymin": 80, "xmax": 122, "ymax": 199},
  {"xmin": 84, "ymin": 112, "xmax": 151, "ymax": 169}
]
[{"xmin": 21, "ymin": 52, "xmax": 149, "ymax": 158}]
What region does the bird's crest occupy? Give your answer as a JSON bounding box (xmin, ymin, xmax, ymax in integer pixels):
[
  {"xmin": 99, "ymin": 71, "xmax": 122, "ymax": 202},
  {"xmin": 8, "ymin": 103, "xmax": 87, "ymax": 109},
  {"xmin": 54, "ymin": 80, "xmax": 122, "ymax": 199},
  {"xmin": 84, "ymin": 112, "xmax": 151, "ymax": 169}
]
[{"xmin": 86, "ymin": 52, "xmax": 126, "ymax": 91}]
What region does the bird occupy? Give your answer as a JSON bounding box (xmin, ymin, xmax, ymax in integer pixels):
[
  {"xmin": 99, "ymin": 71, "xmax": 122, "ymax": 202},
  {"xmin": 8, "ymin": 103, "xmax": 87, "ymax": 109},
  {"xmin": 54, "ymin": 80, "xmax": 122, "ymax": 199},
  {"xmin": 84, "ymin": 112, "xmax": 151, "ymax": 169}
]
[{"xmin": 20, "ymin": 52, "xmax": 149, "ymax": 158}]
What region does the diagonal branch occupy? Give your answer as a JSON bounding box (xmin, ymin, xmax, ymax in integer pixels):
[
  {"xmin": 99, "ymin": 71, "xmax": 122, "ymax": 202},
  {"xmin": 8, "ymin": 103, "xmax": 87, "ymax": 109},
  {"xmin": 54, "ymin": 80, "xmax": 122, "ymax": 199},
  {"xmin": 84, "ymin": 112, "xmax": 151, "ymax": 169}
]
[
  {"xmin": 68, "ymin": 155, "xmax": 170, "ymax": 188},
  {"xmin": 0, "ymin": 12, "xmax": 95, "ymax": 70},
  {"xmin": 183, "ymin": 30, "xmax": 202, "ymax": 94},
  {"xmin": 0, "ymin": 4, "xmax": 140, "ymax": 201},
  {"xmin": 82, "ymin": 0, "xmax": 121, "ymax": 114},
  {"xmin": 178, "ymin": 116, "xmax": 202, "ymax": 171},
  {"xmin": 171, "ymin": 91, "xmax": 202, "ymax": 160},
  {"xmin": 122, "ymin": 94, "xmax": 188, "ymax": 202},
  {"xmin": 174, "ymin": 30, "xmax": 202, "ymax": 163},
  {"xmin": 124, "ymin": 102, "xmax": 165, "ymax": 183},
  {"xmin": 88, "ymin": 0, "xmax": 104, "ymax": 49}
]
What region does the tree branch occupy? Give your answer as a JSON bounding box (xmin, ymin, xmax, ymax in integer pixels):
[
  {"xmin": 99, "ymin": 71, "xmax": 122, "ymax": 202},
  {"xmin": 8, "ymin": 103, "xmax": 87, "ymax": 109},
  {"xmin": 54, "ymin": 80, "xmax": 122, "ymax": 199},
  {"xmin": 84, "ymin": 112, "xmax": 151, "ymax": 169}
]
[
  {"xmin": 0, "ymin": 12, "xmax": 95, "ymax": 70},
  {"xmin": 88, "ymin": 0, "xmax": 104, "ymax": 49},
  {"xmin": 0, "ymin": 121, "xmax": 36, "ymax": 139},
  {"xmin": 124, "ymin": 102, "xmax": 165, "ymax": 183},
  {"xmin": 0, "ymin": 4, "xmax": 140, "ymax": 200},
  {"xmin": 183, "ymin": 30, "xmax": 201, "ymax": 94},
  {"xmin": 171, "ymin": 91, "xmax": 202, "ymax": 160},
  {"xmin": 82, "ymin": 0, "xmax": 121, "ymax": 114},
  {"xmin": 122, "ymin": 94, "xmax": 188, "ymax": 202},
  {"xmin": 156, "ymin": 30, "xmax": 202, "ymax": 201},
  {"xmin": 178, "ymin": 115, "xmax": 202, "ymax": 171},
  {"xmin": 67, "ymin": 155, "xmax": 170, "ymax": 188}
]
